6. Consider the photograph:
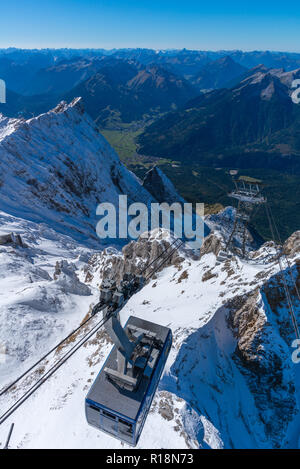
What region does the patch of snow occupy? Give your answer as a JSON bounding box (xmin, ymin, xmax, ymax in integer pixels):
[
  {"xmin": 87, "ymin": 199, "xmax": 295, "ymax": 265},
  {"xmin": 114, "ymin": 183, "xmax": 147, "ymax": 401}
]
[{"xmin": 1, "ymin": 224, "xmax": 299, "ymax": 449}]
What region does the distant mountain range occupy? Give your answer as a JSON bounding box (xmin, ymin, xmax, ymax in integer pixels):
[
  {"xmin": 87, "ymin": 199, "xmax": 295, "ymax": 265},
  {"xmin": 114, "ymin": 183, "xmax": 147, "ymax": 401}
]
[
  {"xmin": 191, "ymin": 56, "xmax": 247, "ymax": 91},
  {"xmin": 1, "ymin": 48, "xmax": 300, "ymax": 171},
  {"xmin": 2, "ymin": 48, "xmax": 300, "ymax": 128},
  {"xmin": 1, "ymin": 48, "xmax": 300, "ymax": 88},
  {"xmin": 64, "ymin": 62, "xmax": 197, "ymax": 125},
  {"xmin": 0, "ymin": 57, "xmax": 198, "ymax": 125},
  {"xmin": 138, "ymin": 66, "xmax": 300, "ymax": 170}
]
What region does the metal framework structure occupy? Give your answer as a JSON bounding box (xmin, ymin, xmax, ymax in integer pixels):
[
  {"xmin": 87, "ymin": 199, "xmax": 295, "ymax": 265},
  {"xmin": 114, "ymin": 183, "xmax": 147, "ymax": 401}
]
[
  {"xmin": 85, "ymin": 272, "xmax": 172, "ymax": 445},
  {"xmin": 0, "ymin": 241, "xmax": 177, "ymax": 432},
  {"xmin": 85, "ymin": 310, "xmax": 172, "ymax": 445},
  {"xmin": 102, "ymin": 306, "xmax": 162, "ymax": 391},
  {"xmin": 226, "ymin": 176, "xmax": 266, "ymax": 257}
]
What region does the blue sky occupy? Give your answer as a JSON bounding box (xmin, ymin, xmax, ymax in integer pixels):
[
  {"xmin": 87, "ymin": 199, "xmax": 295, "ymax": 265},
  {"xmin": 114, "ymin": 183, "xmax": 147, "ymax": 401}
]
[{"xmin": 1, "ymin": 0, "xmax": 300, "ymax": 51}]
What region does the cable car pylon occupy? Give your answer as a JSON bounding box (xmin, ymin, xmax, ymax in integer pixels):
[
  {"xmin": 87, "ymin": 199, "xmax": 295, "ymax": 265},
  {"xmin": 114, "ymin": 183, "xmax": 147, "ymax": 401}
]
[
  {"xmin": 224, "ymin": 174, "xmax": 299, "ymax": 340},
  {"xmin": 225, "ymin": 175, "xmax": 266, "ymax": 258}
]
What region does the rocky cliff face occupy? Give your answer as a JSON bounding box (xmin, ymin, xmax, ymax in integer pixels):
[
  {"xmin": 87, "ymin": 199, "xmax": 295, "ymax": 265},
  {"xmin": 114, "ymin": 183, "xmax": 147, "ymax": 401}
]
[
  {"xmin": 0, "ymin": 98, "xmax": 153, "ymax": 246},
  {"xmin": 227, "ymin": 288, "xmax": 297, "ymax": 447},
  {"xmin": 83, "ymin": 228, "xmax": 300, "ymax": 448},
  {"xmin": 0, "ymin": 215, "xmax": 300, "ymax": 448},
  {"xmin": 84, "ymin": 229, "xmax": 187, "ymax": 287},
  {"xmin": 0, "ymin": 99, "xmax": 193, "ymax": 249},
  {"xmin": 142, "ymin": 165, "xmax": 186, "ymax": 204}
]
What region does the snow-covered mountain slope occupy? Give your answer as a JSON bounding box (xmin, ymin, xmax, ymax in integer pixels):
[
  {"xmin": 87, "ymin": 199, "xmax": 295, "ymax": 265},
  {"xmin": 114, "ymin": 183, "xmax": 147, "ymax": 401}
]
[
  {"xmin": 0, "ymin": 98, "xmax": 153, "ymax": 247},
  {"xmin": 0, "ymin": 210, "xmax": 98, "ymax": 387},
  {"xmin": 1, "ymin": 224, "xmax": 299, "ymax": 449}
]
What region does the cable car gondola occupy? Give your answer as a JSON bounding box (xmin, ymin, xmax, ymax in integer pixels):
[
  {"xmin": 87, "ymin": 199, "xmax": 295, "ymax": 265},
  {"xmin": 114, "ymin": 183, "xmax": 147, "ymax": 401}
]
[{"xmin": 85, "ymin": 310, "xmax": 172, "ymax": 446}]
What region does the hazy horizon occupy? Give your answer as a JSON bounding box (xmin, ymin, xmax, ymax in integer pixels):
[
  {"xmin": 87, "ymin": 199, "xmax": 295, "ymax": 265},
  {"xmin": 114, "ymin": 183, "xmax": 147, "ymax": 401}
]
[
  {"xmin": 1, "ymin": 47, "xmax": 300, "ymax": 54},
  {"xmin": 1, "ymin": 1, "xmax": 300, "ymax": 52}
]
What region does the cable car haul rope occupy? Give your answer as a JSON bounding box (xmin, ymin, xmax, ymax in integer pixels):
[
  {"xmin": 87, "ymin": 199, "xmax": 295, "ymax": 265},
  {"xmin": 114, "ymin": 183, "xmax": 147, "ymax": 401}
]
[
  {"xmin": 0, "ymin": 312, "xmax": 111, "ymax": 426},
  {"xmin": 226, "ymin": 175, "xmax": 300, "ymax": 341},
  {"xmin": 265, "ymin": 203, "xmax": 300, "ymax": 341},
  {"xmin": 0, "ymin": 236, "xmax": 182, "ymax": 431},
  {"xmin": 3, "ymin": 195, "xmax": 298, "ymax": 446}
]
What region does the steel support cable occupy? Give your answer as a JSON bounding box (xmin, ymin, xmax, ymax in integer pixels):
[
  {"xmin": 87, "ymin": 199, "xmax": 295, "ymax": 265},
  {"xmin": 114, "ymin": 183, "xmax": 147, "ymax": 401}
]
[
  {"xmin": 0, "ymin": 237, "xmax": 182, "ymax": 398},
  {"xmin": 0, "ymin": 234, "xmax": 182, "ymax": 424},
  {"xmin": 277, "ymin": 256, "xmax": 300, "ymax": 340},
  {"xmin": 139, "ymin": 237, "xmax": 181, "ymax": 275},
  {"xmin": 266, "ymin": 204, "xmax": 298, "ymax": 331},
  {"xmin": 0, "ymin": 311, "xmax": 113, "ymax": 426},
  {"xmin": 268, "ymin": 204, "xmax": 300, "ymax": 307},
  {"xmin": 145, "ymin": 239, "xmax": 184, "ymax": 281},
  {"xmin": 0, "ymin": 236, "xmax": 185, "ymax": 425},
  {"xmin": 265, "ymin": 204, "xmax": 300, "ymax": 340},
  {"xmin": 267, "ymin": 204, "xmax": 300, "ymax": 326},
  {"xmin": 256, "ymin": 203, "xmax": 278, "ymax": 263},
  {"xmin": 282, "ymin": 254, "xmax": 300, "ymax": 307},
  {"xmin": 0, "ymin": 307, "xmax": 104, "ymax": 397}
]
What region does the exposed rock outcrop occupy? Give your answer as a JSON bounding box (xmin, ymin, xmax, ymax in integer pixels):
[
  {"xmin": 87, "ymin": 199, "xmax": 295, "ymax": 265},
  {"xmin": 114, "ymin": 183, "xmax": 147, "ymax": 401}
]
[
  {"xmin": 226, "ymin": 287, "xmax": 298, "ymax": 448},
  {"xmin": 0, "ymin": 98, "xmax": 154, "ymax": 246},
  {"xmin": 142, "ymin": 165, "xmax": 185, "ymax": 204},
  {"xmin": 85, "ymin": 229, "xmax": 185, "ymax": 286},
  {"xmin": 54, "ymin": 260, "xmax": 91, "ymax": 295},
  {"xmin": 283, "ymin": 231, "xmax": 300, "ymax": 257},
  {"xmin": 0, "ymin": 232, "xmax": 24, "ymax": 247},
  {"xmin": 200, "ymin": 231, "xmax": 223, "ymax": 257}
]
